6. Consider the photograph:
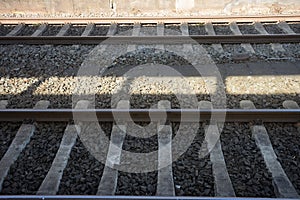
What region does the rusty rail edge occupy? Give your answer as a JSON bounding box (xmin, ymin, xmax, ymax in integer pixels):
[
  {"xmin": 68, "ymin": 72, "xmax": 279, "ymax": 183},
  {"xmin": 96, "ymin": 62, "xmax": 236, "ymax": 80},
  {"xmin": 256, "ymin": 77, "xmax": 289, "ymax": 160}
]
[
  {"xmin": 0, "ymin": 35, "xmax": 299, "ymax": 45},
  {"xmin": 1, "ymin": 15, "xmax": 300, "ymax": 24},
  {"xmin": 0, "ymin": 109, "xmax": 299, "ymax": 122}
]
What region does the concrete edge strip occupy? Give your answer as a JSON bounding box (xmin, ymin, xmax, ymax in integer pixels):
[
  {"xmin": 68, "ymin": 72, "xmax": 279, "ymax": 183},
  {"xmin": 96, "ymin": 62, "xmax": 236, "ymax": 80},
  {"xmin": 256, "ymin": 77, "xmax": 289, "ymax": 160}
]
[
  {"xmin": 107, "ymin": 23, "xmax": 117, "ymax": 36},
  {"xmin": 156, "ymin": 22, "xmax": 164, "ymax": 50},
  {"xmin": 277, "ymin": 22, "xmax": 296, "ymax": 35},
  {"xmin": 0, "ymin": 100, "xmax": 49, "ymax": 191},
  {"xmin": 0, "ymin": 100, "xmax": 8, "ymax": 109},
  {"xmin": 81, "ymin": 23, "xmax": 95, "ymax": 36},
  {"xmin": 97, "ymin": 100, "xmax": 128, "ymax": 195},
  {"xmin": 56, "ymin": 24, "xmax": 71, "ymax": 36},
  {"xmin": 6, "ymin": 23, "xmax": 24, "ymax": 36},
  {"xmin": 204, "ymin": 22, "xmax": 224, "ymax": 53},
  {"xmin": 127, "ymin": 22, "xmax": 141, "ymax": 52},
  {"xmin": 254, "ymin": 22, "xmax": 285, "ymax": 52},
  {"xmin": 283, "ymin": 100, "xmax": 300, "ymax": 109},
  {"xmin": 199, "ymin": 101, "xmax": 235, "ymax": 197},
  {"xmin": 156, "ymin": 100, "xmax": 175, "ymax": 196},
  {"xmin": 31, "ymin": 24, "xmax": 47, "ymax": 37},
  {"xmin": 180, "ymin": 22, "xmax": 193, "ymax": 52},
  {"xmin": 229, "ymin": 22, "xmax": 255, "ymax": 53},
  {"xmin": 240, "ymin": 100, "xmax": 299, "ymax": 198},
  {"xmin": 0, "ymin": 124, "xmax": 35, "ymax": 191},
  {"xmin": 37, "ymin": 125, "xmax": 78, "ymax": 195}
]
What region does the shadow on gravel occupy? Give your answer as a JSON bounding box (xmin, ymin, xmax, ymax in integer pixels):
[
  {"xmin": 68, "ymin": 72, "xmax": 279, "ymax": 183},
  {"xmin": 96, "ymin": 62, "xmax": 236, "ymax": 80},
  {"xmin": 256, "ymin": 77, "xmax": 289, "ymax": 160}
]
[{"xmin": 0, "ymin": 47, "xmax": 299, "ymax": 196}]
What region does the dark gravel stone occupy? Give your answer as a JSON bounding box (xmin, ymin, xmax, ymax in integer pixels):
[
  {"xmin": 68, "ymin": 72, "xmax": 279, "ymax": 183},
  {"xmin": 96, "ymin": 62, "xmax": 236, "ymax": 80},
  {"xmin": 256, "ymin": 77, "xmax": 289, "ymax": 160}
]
[
  {"xmin": 122, "ymin": 134, "xmax": 158, "ymax": 153},
  {"xmin": 116, "ymin": 24, "xmax": 133, "ymax": 36},
  {"xmin": 238, "ymin": 24, "xmax": 260, "ymax": 34},
  {"xmin": 172, "ymin": 123, "xmax": 214, "ymax": 196},
  {"xmin": 57, "ymin": 137, "xmax": 105, "ymax": 195},
  {"xmin": 18, "ymin": 25, "xmax": 38, "ymax": 36},
  {"xmin": 66, "ymin": 25, "xmax": 85, "ymax": 36},
  {"xmin": 263, "ymin": 23, "xmax": 284, "ymax": 34},
  {"xmin": 1, "ymin": 122, "xmax": 66, "ymax": 195},
  {"xmin": 0, "ymin": 45, "xmax": 95, "ymax": 109},
  {"xmin": 288, "ymin": 22, "xmax": 300, "ymax": 34},
  {"xmin": 223, "ymin": 44, "xmax": 247, "ymax": 54},
  {"xmin": 213, "ymin": 24, "xmax": 232, "ymax": 35},
  {"xmin": 0, "ymin": 122, "xmax": 21, "ymax": 158},
  {"xmin": 42, "ymin": 25, "xmax": 63, "ymax": 36},
  {"xmin": 90, "ymin": 25, "xmax": 109, "ymax": 36},
  {"xmin": 116, "ymin": 171, "xmax": 157, "ymax": 195},
  {"xmin": 225, "ymin": 94, "xmax": 300, "ymax": 109},
  {"xmin": 252, "ymin": 44, "xmax": 289, "ymax": 58},
  {"xmin": 104, "ymin": 48, "xmax": 193, "ymax": 77},
  {"xmin": 0, "ymin": 25, "xmax": 15, "ymax": 36},
  {"xmin": 188, "ymin": 24, "xmax": 207, "ymax": 35},
  {"xmin": 221, "ymin": 123, "xmax": 275, "ymax": 197},
  {"xmin": 282, "ymin": 43, "xmax": 300, "ymax": 58},
  {"xmin": 165, "ymin": 24, "xmax": 181, "ymax": 35},
  {"xmin": 265, "ymin": 123, "xmax": 300, "ymax": 194},
  {"xmin": 140, "ymin": 24, "xmax": 157, "ymax": 36}
]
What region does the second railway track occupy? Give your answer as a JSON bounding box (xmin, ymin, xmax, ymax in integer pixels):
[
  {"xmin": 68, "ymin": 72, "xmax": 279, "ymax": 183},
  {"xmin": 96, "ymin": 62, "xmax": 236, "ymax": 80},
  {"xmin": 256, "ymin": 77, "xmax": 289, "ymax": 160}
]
[{"xmin": 0, "ymin": 16, "xmax": 300, "ymax": 45}]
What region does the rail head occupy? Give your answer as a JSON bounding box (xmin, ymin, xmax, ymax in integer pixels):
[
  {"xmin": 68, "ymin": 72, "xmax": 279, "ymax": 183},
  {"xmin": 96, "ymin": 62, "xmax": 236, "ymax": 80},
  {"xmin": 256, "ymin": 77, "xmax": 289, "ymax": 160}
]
[
  {"xmin": 0, "ymin": 108, "xmax": 299, "ymax": 122},
  {"xmin": 0, "ymin": 195, "xmax": 297, "ymax": 200},
  {"xmin": 0, "ymin": 35, "xmax": 299, "ymax": 45}
]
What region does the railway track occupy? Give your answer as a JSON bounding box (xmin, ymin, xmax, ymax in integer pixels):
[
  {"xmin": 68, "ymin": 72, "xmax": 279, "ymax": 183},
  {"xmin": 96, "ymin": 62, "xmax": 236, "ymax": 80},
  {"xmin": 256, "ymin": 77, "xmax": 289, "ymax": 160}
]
[
  {"xmin": 0, "ymin": 16, "xmax": 300, "ymax": 45},
  {"xmin": 0, "ymin": 99, "xmax": 299, "ymax": 199},
  {"xmin": 0, "ymin": 15, "xmax": 300, "ymax": 199}
]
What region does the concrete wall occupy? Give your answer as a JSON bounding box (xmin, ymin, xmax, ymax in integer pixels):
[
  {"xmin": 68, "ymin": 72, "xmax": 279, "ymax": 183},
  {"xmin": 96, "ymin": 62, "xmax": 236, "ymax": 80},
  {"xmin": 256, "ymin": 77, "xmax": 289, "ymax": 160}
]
[
  {"xmin": 114, "ymin": 0, "xmax": 300, "ymax": 15},
  {"xmin": 0, "ymin": 0, "xmax": 110, "ymax": 16},
  {"xmin": 0, "ymin": 0, "xmax": 299, "ymax": 16}
]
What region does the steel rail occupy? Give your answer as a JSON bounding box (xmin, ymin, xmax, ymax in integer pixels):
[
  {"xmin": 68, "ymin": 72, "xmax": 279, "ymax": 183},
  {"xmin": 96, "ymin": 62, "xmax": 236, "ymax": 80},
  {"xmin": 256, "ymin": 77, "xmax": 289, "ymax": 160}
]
[
  {"xmin": 0, "ymin": 109, "xmax": 299, "ymax": 122},
  {"xmin": 0, "ymin": 15, "xmax": 300, "ymax": 24},
  {"xmin": 0, "ymin": 195, "xmax": 295, "ymax": 200},
  {"xmin": 0, "ymin": 35, "xmax": 299, "ymax": 45}
]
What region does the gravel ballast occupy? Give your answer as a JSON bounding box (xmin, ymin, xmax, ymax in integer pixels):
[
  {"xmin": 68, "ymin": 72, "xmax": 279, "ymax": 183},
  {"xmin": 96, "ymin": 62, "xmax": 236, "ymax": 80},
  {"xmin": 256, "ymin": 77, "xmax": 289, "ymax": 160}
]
[
  {"xmin": 237, "ymin": 24, "xmax": 259, "ymax": 34},
  {"xmin": 0, "ymin": 25, "xmax": 15, "ymax": 36},
  {"xmin": 66, "ymin": 25, "xmax": 85, "ymax": 36},
  {"xmin": 265, "ymin": 123, "xmax": 300, "ymax": 194},
  {"xmin": 57, "ymin": 138, "xmax": 105, "ymax": 195},
  {"xmin": 19, "ymin": 25, "xmax": 38, "ymax": 36},
  {"xmin": 140, "ymin": 24, "xmax": 157, "ymax": 36},
  {"xmin": 164, "ymin": 24, "xmax": 181, "ymax": 35},
  {"xmin": 263, "ymin": 23, "xmax": 284, "ymax": 34},
  {"xmin": 220, "ymin": 123, "xmax": 275, "ymax": 197},
  {"xmin": 0, "ymin": 44, "xmax": 299, "ymax": 110},
  {"xmin": 288, "ymin": 22, "xmax": 300, "ymax": 33},
  {"xmin": 214, "ymin": 24, "xmax": 232, "ymax": 35},
  {"xmin": 1, "ymin": 122, "xmax": 66, "ymax": 195},
  {"xmin": 116, "ymin": 123, "xmax": 158, "ymax": 196},
  {"xmin": 0, "ymin": 122, "xmax": 21, "ymax": 158},
  {"xmin": 42, "ymin": 25, "xmax": 63, "ymax": 36},
  {"xmin": 0, "ymin": 44, "xmax": 95, "ymax": 108},
  {"xmin": 115, "ymin": 171, "xmax": 157, "ymax": 195},
  {"xmin": 90, "ymin": 25, "xmax": 109, "ymax": 36},
  {"xmin": 172, "ymin": 123, "xmax": 214, "ymax": 196},
  {"xmin": 188, "ymin": 24, "xmax": 206, "ymax": 35},
  {"xmin": 116, "ymin": 24, "xmax": 133, "ymax": 36}
]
